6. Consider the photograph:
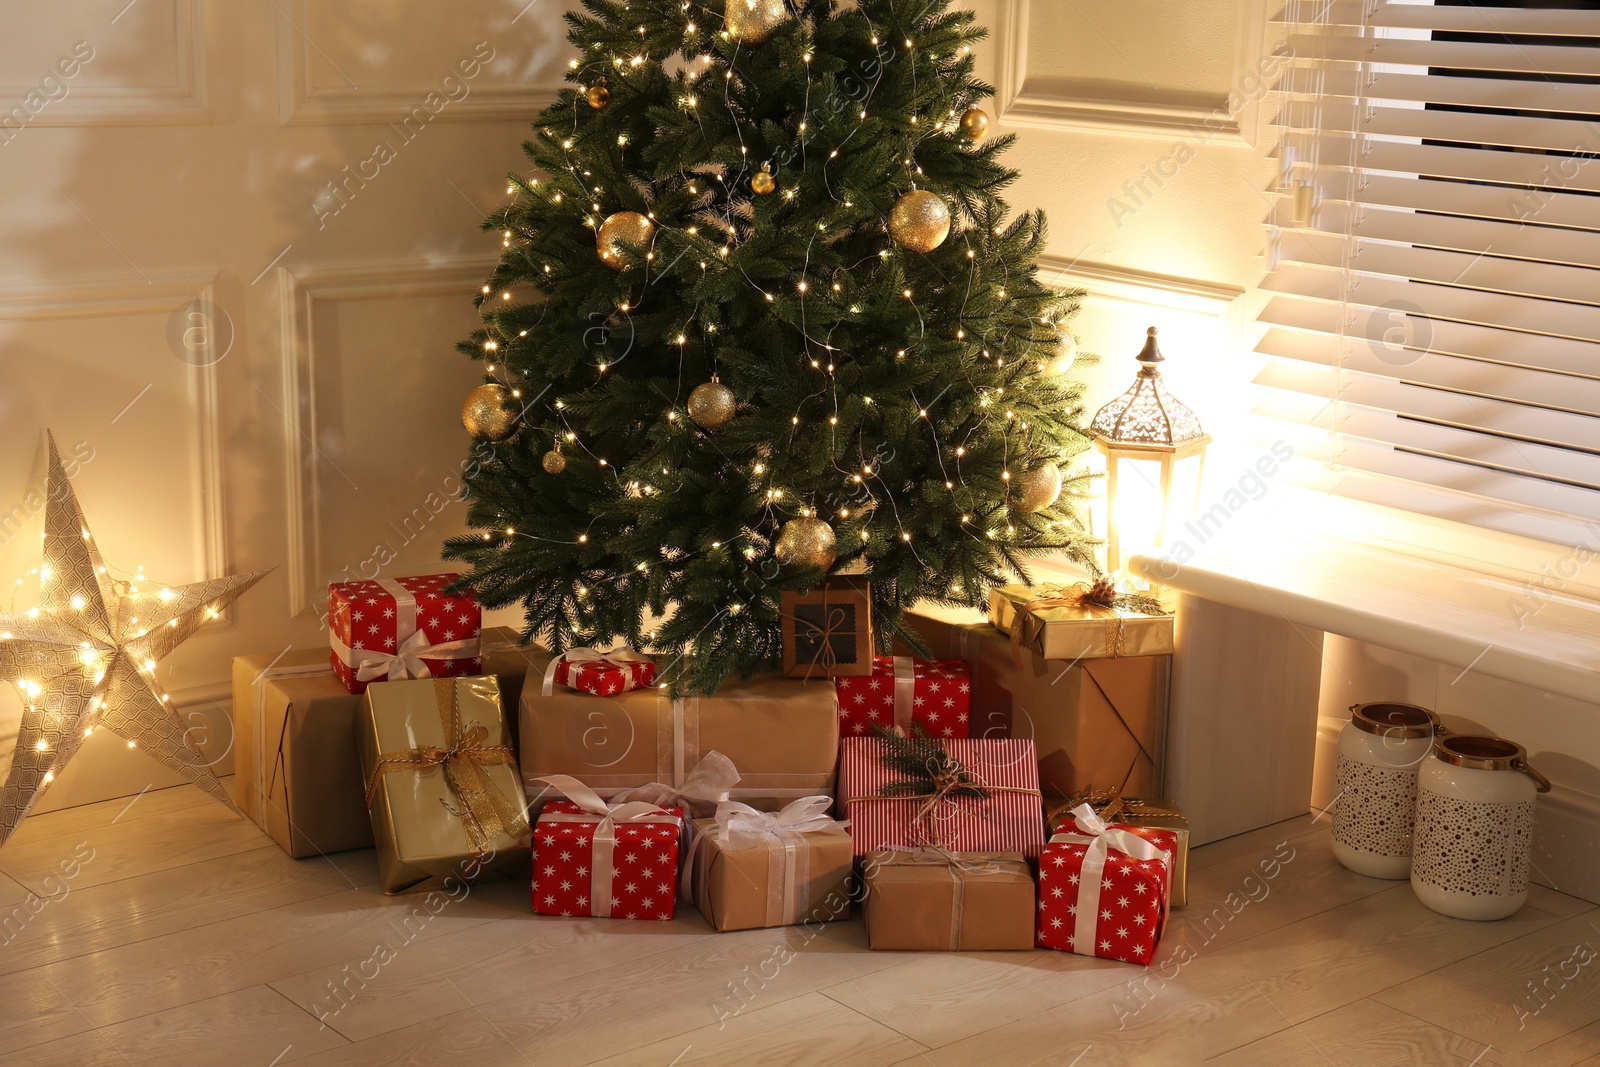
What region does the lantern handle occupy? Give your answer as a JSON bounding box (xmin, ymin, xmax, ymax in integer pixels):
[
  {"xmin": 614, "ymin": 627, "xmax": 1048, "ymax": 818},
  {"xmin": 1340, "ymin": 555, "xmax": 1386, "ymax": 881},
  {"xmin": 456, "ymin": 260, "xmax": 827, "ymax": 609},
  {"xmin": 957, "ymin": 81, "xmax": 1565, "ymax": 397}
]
[{"xmin": 1513, "ymin": 758, "xmax": 1552, "ymax": 793}]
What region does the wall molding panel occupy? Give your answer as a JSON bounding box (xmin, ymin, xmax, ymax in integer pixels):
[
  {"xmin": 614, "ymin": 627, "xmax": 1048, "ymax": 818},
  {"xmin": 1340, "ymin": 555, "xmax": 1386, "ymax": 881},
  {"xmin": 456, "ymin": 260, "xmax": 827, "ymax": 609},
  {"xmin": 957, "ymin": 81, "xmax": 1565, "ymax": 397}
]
[
  {"xmin": 993, "ymin": 0, "xmax": 1267, "ymax": 144},
  {"xmin": 1039, "ymin": 253, "xmax": 1244, "ymax": 316},
  {"xmin": 275, "ymin": 257, "xmax": 497, "ymax": 616},
  {"xmin": 0, "ymin": 269, "xmax": 229, "ymax": 585},
  {"xmin": 0, "ymin": 0, "xmax": 212, "ymax": 126},
  {"xmin": 274, "ymin": 1, "xmax": 561, "ymax": 125}
]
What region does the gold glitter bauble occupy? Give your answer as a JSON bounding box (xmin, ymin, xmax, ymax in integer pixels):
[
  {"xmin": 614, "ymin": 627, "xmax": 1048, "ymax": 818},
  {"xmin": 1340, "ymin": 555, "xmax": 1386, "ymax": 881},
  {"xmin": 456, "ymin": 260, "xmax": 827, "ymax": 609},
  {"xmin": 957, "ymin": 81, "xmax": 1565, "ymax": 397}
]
[
  {"xmin": 959, "ymin": 107, "xmax": 991, "ymax": 141},
  {"xmin": 751, "ymin": 165, "xmax": 776, "ymax": 196},
  {"xmin": 687, "ymin": 379, "xmax": 737, "ymax": 430},
  {"xmin": 462, "ymin": 383, "xmax": 520, "ymax": 442},
  {"xmin": 1046, "ymin": 334, "xmax": 1079, "ymax": 377},
  {"xmin": 597, "ymin": 211, "xmax": 654, "ymax": 270},
  {"xmin": 726, "ymin": 0, "xmax": 789, "ymax": 44},
  {"xmin": 586, "ymin": 83, "xmax": 610, "ymax": 109},
  {"xmin": 888, "ymin": 190, "xmax": 952, "ymax": 253},
  {"xmin": 542, "ymin": 450, "xmax": 567, "ymax": 474},
  {"xmin": 775, "ymin": 517, "xmax": 836, "ymax": 570},
  {"xmin": 1014, "ymin": 462, "xmax": 1063, "ymax": 514}
]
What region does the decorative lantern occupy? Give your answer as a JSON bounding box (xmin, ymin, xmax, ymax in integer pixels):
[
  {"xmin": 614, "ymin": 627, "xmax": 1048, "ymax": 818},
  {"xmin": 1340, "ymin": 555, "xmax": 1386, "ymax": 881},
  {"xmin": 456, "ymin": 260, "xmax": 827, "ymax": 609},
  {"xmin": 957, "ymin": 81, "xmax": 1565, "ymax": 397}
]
[{"xmin": 1088, "ymin": 327, "xmax": 1210, "ymax": 576}]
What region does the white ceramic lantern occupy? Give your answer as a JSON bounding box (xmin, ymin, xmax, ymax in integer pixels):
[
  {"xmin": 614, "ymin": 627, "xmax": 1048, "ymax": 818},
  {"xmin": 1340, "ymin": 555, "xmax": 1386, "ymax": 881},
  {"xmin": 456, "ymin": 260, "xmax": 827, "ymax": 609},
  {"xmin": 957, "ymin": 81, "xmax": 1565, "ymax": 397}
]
[
  {"xmin": 1331, "ymin": 702, "xmax": 1441, "ymax": 879},
  {"xmin": 1411, "ymin": 735, "xmax": 1550, "ymax": 921}
]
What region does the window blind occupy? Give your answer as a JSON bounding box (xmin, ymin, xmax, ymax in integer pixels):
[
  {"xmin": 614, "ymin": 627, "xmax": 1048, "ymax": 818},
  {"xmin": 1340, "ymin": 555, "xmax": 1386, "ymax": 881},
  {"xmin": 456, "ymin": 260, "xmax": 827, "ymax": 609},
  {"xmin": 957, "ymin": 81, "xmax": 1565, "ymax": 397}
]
[{"xmin": 1259, "ymin": 0, "xmax": 1600, "ymax": 544}]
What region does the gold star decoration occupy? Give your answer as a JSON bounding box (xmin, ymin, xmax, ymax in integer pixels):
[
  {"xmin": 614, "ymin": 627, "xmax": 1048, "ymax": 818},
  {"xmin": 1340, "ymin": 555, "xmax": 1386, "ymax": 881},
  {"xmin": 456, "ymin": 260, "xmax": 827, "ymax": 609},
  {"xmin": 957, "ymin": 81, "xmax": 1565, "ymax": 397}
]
[{"xmin": 0, "ymin": 433, "xmax": 268, "ymax": 846}]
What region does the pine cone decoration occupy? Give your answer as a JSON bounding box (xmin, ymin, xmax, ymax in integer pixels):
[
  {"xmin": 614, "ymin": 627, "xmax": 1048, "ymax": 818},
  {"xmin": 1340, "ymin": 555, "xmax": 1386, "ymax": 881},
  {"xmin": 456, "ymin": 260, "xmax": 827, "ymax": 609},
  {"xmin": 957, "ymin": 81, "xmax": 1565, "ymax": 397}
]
[{"xmin": 1082, "ymin": 575, "xmax": 1118, "ymax": 608}]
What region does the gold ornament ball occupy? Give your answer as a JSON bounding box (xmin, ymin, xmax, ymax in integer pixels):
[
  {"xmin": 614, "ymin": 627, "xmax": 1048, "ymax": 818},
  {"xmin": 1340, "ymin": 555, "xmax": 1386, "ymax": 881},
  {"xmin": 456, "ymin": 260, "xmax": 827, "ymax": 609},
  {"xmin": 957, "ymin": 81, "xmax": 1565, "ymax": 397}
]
[
  {"xmin": 751, "ymin": 167, "xmax": 776, "ymax": 196},
  {"xmin": 687, "ymin": 380, "xmax": 737, "ymax": 430},
  {"xmin": 542, "ymin": 450, "xmax": 567, "ymax": 474},
  {"xmin": 597, "ymin": 211, "xmax": 654, "ymax": 270},
  {"xmin": 888, "ymin": 190, "xmax": 952, "ymax": 253},
  {"xmin": 1014, "ymin": 462, "xmax": 1063, "ymax": 514},
  {"xmin": 1046, "ymin": 334, "xmax": 1079, "ymax": 377},
  {"xmin": 586, "ymin": 83, "xmax": 610, "ymax": 109},
  {"xmin": 462, "ymin": 383, "xmax": 520, "ymax": 442},
  {"xmin": 959, "ymin": 107, "xmax": 991, "ymax": 141},
  {"xmin": 775, "ymin": 517, "xmax": 836, "ymax": 570},
  {"xmin": 726, "ymin": 0, "xmax": 789, "ymax": 44}
]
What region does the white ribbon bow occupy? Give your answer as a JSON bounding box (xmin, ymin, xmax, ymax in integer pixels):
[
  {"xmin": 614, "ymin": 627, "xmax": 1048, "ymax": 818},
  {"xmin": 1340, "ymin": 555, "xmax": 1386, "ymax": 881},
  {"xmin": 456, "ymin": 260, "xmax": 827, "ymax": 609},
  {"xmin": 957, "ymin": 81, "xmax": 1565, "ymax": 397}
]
[
  {"xmin": 541, "ymin": 646, "xmax": 655, "ymax": 696},
  {"xmin": 615, "ymin": 750, "xmax": 741, "ymax": 818},
  {"xmin": 349, "ymin": 628, "xmax": 480, "ymax": 682},
  {"xmin": 535, "ymin": 774, "xmax": 682, "ymax": 918},
  {"xmin": 684, "ymin": 796, "xmax": 846, "ymax": 927},
  {"xmin": 1053, "ymin": 802, "xmax": 1170, "ymax": 957}
]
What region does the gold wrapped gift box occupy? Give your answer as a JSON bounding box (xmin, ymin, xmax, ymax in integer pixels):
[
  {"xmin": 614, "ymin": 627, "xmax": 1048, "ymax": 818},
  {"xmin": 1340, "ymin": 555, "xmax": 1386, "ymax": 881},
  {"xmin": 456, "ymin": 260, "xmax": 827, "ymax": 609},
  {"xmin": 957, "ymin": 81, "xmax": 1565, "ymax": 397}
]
[
  {"xmin": 862, "ymin": 850, "xmax": 1036, "ymax": 951},
  {"xmin": 229, "ymin": 627, "xmax": 535, "ymax": 859},
  {"xmin": 519, "ymin": 651, "xmax": 839, "ymax": 812},
  {"xmin": 988, "ymin": 584, "xmax": 1173, "ymax": 661},
  {"xmin": 899, "ymin": 604, "xmax": 1168, "ymax": 803},
  {"xmin": 358, "ymin": 675, "xmax": 531, "ymax": 894}
]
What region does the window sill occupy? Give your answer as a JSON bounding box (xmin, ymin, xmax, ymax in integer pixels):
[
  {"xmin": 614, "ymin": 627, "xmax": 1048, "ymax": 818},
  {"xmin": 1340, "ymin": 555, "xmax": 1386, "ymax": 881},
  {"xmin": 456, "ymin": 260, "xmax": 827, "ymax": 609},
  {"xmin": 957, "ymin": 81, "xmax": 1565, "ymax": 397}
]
[{"xmin": 1129, "ymin": 518, "xmax": 1600, "ymax": 706}]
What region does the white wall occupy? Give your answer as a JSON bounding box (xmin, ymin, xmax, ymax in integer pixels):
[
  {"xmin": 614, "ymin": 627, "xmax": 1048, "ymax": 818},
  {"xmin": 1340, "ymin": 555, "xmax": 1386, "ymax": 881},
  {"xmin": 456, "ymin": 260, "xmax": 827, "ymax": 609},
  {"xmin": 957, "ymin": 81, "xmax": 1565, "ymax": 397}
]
[{"xmin": 0, "ymin": 0, "xmax": 563, "ymax": 810}]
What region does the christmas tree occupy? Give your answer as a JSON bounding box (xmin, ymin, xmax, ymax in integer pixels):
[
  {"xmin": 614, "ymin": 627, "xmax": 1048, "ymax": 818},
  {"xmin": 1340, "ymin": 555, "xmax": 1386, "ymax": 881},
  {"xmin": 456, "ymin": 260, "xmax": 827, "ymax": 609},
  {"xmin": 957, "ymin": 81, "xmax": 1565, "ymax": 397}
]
[{"xmin": 446, "ymin": 0, "xmax": 1096, "ymax": 694}]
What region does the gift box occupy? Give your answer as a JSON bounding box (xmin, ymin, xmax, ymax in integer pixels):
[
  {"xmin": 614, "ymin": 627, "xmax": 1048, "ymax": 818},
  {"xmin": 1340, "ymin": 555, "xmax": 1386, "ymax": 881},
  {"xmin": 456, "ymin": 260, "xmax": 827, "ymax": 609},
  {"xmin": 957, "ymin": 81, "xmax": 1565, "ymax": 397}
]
[
  {"xmin": 900, "ymin": 604, "xmax": 1168, "ymax": 802},
  {"xmin": 989, "ymin": 582, "xmax": 1173, "ymax": 661},
  {"xmin": 329, "ymin": 573, "xmax": 483, "ymax": 694},
  {"xmin": 358, "ymin": 675, "xmax": 531, "ymax": 894},
  {"xmin": 1048, "ymin": 793, "xmax": 1190, "ymax": 907},
  {"xmin": 835, "ymin": 656, "xmax": 971, "ymax": 739},
  {"xmin": 531, "ymin": 776, "xmax": 683, "ymax": 920},
  {"xmin": 780, "ymin": 578, "xmax": 874, "ymax": 679},
  {"xmin": 520, "ymin": 652, "xmax": 839, "ymax": 811},
  {"xmin": 1036, "ymin": 804, "xmax": 1177, "ymax": 964},
  {"xmin": 838, "ymin": 736, "xmax": 1045, "ymax": 858},
  {"xmin": 862, "ymin": 849, "xmax": 1035, "ymax": 951},
  {"xmin": 545, "ymin": 647, "xmax": 656, "ymax": 696},
  {"xmin": 230, "ymin": 627, "xmax": 534, "ymax": 859},
  {"xmin": 686, "ymin": 798, "xmax": 854, "ymax": 932}
]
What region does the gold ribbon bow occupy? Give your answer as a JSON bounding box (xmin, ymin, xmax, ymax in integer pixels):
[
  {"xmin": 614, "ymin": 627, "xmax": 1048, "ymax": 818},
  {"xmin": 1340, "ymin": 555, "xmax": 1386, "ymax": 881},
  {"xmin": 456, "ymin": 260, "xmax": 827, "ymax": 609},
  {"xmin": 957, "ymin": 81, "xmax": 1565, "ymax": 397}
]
[
  {"xmin": 1057, "ymin": 786, "xmax": 1184, "ymax": 828},
  {"xmin": 1009, "ymin": 581, "xmax": 1127, "ymax": 666},
  {"xmin": 365, "ymin": 677, "xmax": 530, "ymax": 857}
]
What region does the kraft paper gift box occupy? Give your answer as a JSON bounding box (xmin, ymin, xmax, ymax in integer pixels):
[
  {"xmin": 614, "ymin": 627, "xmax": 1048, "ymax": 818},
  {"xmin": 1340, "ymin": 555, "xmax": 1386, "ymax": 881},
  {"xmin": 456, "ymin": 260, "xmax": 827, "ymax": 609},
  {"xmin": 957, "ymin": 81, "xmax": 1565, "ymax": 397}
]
[
  {"xmin": 838, "ymin": 737, "xmax": 1046, "ymax": 858},
  {"xmin": 988, "ymin": 583, "xmax": 1173, "ymax": 662},
  {"xmin": 1048, "ymin": 794, "xmax": 1190, "ymax": 907},
  {"xmin": 230, "ymin": 627, "xmax": 534, "ymax": 859},
  {"xmin": 686, "ymin": 798, "xmax": 854, "ymax": 932},
  {"xmin": 779, "ymin": 578, "xmax": 874, "ymax": 679},
  {"xmin": 835, "ymin": 655, "xmax": 972, "ymax": 739},
  {"xmin": 519, "ymin": 651, "xmax": 839, "ymax": 812},
  {"xmin": 862, "ymin": 850, "xmax": 1036, "ymax": 951},
  {"xmin": 328, "ymin": 573, "xmax": 483, "ymax": 694},
  {"xmin": 899, "ymin": 603, "xmax": 1168, "ymax": 802},
  {"xmin": 1036, "ymin": 804, "xmax": 1177, "ymax": 964},
  {"xmin": 358, "ymin": 675, "xmax": 531, "ymax": 894}
]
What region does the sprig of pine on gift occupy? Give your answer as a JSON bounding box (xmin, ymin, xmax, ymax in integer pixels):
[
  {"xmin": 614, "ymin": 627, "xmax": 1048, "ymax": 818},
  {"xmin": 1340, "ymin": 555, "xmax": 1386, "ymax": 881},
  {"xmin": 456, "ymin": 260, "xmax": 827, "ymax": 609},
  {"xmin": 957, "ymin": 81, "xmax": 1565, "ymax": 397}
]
[
  {"xmin": 1077, "ymin": 575, "xmax": 1166, "ymax": 619},
  {"xmin": 873, "ymin": 724, "xmax": 991, "ymax": 803}
]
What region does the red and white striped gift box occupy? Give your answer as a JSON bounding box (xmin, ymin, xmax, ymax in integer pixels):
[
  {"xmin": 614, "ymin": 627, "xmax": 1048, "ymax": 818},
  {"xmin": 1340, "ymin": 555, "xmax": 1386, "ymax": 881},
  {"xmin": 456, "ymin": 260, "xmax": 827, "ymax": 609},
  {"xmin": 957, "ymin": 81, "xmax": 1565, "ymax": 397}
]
[{"xmin": 838, "ymin": 738, "xmax": 1045, "ymax": 858}]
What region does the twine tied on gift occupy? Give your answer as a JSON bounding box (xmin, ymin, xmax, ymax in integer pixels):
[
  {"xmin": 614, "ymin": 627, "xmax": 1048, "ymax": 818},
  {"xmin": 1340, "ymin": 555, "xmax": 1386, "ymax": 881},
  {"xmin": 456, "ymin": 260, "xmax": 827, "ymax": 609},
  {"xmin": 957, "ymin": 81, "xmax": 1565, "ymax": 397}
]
[
  {"xmin": 877, "ymin": 846, "xmax": 1027, "ymax": 950},
  {"xmin": 1008, "ymin": 577, "xmax": 1167, "ymax": 666},
  {"xmin": 793, "ymin": 604, "xmax": 851, "ymax": 678},
  {"xmin": 365, "ymin": 677, "xmax": 530, "ymax": 858},
  {"xmin": 1062, "ymin": 785, "xmax": 1183, "ymax": 825},
  {"xmin": 852, "ymin": 728, "xmax": 1040, "ymax": 849}
]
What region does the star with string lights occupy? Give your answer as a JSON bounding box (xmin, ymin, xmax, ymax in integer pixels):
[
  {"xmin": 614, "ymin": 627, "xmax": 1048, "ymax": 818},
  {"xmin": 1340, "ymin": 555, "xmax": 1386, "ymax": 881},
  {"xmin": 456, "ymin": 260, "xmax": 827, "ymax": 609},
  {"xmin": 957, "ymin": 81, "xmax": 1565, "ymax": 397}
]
[{"xmin": 0, "ymin": 434, "xmax": 268, "ymax": 845}]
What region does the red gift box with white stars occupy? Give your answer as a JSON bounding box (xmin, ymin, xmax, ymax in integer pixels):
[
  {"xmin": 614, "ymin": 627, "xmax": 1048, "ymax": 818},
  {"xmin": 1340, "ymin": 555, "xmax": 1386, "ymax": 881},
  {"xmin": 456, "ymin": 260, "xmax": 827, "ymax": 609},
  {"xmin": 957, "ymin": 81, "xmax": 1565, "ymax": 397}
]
[
  {"xmin": 1036, "ymin": 822, "xmax": 1178, "ymax": 965},
  {"xmin": 532, "ymin": 801, "xmax": 684, "ymax": 920},
  {"xmin": 834, "ymin": 656, "xmax": 972, "ymax": 739},
  {"xmin": 550, "ymin": 652, "xmax": 656, "ymax": 697},
  {"xmin": 328, "ymin": 574, "xmax": 483, "ymax": 695}
]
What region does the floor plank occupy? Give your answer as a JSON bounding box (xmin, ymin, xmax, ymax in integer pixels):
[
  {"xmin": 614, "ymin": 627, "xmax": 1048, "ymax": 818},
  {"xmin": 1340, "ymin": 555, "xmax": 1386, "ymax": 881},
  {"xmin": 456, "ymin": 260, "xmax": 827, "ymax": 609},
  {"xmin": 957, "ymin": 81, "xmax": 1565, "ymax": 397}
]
[
  {"xmin": 0, "ymin": 1030, "xmax": 132, "ymax": 1067},
  {"xmin": 95, "ymin": 985, "xmax": 349, "ymax": 1066},
  {"xmin": 1209, "ymin": 998, "xmax": 1498, "ymax": 1065}
]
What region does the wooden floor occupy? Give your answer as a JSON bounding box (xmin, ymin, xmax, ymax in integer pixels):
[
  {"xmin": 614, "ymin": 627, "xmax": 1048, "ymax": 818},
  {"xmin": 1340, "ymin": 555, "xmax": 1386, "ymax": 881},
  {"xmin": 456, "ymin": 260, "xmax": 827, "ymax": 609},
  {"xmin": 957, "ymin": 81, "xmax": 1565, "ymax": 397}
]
[{"xmin": 0, "ymin": 783, "xmax": 1597, "ymax": 1067}]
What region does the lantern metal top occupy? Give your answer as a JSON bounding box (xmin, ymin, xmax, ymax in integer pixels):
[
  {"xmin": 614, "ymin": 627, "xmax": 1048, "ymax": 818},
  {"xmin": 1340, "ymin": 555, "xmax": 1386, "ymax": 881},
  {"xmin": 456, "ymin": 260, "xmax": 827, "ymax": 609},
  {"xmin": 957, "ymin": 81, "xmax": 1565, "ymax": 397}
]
[{"xmin": 1089, "ymin": 327, "xmax": 1208, "ymax": 449}]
